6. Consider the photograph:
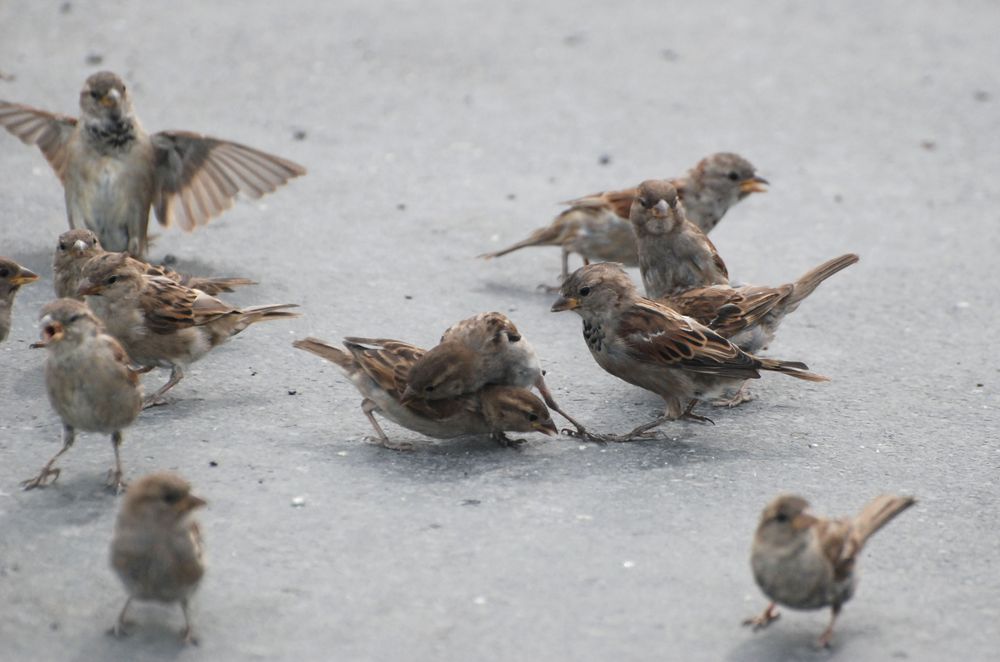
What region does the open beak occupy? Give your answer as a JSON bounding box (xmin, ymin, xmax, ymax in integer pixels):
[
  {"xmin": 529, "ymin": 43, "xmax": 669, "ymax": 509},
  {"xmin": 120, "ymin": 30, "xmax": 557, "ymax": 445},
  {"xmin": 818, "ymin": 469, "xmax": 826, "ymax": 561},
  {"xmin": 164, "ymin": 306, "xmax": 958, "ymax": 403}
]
[
  {"xmin": 39, "ymin": 319, "xmax": 64, "ymax": 345},
  {"xmin": 77, "ymin": 280, "xmax": 102, "ymax": 297},
  {"xmin": 739, "ymin": 175, "xmax": 769, "ymax": 195},
  {"xmin": 534, "ymin": 419, "xmax": 558, "ymax": 436},
  {"xmin": 11, "ymin": 267, "xmax": 39, "ymax": 286},
  {"xmin": 550, "ymin": 296, "xmax": 580, "ymax": 312}
]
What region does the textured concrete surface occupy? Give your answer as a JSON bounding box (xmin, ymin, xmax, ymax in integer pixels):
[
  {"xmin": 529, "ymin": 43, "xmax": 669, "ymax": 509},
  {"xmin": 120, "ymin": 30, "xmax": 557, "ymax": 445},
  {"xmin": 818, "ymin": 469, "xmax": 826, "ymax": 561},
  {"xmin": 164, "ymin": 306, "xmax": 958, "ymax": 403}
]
[{"xmin": 1, "ymin": 1, "xmax": 998, "ymax": 660}]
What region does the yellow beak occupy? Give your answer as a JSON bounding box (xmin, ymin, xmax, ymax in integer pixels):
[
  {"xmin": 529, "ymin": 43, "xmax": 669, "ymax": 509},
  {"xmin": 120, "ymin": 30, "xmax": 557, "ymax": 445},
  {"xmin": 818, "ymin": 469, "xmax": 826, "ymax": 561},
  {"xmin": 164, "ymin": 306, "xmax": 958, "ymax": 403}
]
[
  {"xmin": 550, "ymin": 296, "xmax": 580, "ymax": 312},
  {"xmin": 739, "ymin": 176, "xmax": 769, "ymax": 195},
  {"xmin": 11, "ymin": 267, "xmax": 39, "ymax": 286}
]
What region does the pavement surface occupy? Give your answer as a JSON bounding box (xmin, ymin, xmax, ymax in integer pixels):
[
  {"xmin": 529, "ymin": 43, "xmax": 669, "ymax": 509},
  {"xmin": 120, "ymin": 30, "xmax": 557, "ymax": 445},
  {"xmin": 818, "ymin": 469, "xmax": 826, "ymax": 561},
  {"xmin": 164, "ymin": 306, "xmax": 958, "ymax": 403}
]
[{"xmin": 1, "ymin": 1, "xmax": 998, "ymax": 660}]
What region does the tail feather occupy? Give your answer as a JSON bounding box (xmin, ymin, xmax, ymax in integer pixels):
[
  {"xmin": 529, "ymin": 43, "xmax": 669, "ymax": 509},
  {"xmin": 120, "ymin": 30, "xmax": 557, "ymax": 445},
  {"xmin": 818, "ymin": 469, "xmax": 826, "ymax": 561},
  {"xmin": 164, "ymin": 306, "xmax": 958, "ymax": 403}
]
[
  {"xmin": 853, "ymin": 494, "xmax": 916, "ymax": 547},
  {"xmin": 239, "ymin": 303, "xmax": 300, "ymax": 329},
  {"xmin": 184, "ymin": 276, "xmax": 257, "ymax": 295},
  {"xmin": 478, "ymin": 218, "xmax": 570, "ymax": 259},
  {"xmin": 292, "ymin": 336, "xmax": 353, "ymax": 370},
  {"xmin": 758, "ymin": 357, "xmax": 830, "ymax": 382},
  {"xmin": 787, "ymin": 253, "xmax": 859, "ymax": 308}
]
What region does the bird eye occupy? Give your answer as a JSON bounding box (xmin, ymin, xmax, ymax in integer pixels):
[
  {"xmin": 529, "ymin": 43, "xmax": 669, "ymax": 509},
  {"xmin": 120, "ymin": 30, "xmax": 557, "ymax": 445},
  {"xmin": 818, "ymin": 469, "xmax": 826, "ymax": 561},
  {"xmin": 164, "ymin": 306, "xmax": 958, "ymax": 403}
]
[
  {"xmin": 59, "ymin": 242, "xmax": 67, "ymax": 251},
  {"xmin": 90, "ymin": 90, "xmax": 101, "ymax": 99},
  {"xmin": 106, "ymin": 275, "xmax": 118, "ymax": 284},
  {"xmin": 775, "ymin": 512, "xmax": 789, "ymax": 523},
  {"xmin": 0, "ymin": 268, "xmax": 9, "ymax": 278},
  {"xmin": 162, "ymin": 490, "xmax": 183, "ymax": 505},
  {"xmin": 67, "ymin": 314, "xmax": 83, "ymax": 324},
  {"xmin": 425, "ymin": 385, "xmax": 435, "ymax": 392},
  {"xmin": 728, "ymin": 171, "xmax": 740, "ymax": 181},
  {"xmin": 528, "ymin": 413, "xmax": 539, "ymax": 422},
  {"xmin": 579, "ymin": 286, "xmax": 591, "ymax": 296}
]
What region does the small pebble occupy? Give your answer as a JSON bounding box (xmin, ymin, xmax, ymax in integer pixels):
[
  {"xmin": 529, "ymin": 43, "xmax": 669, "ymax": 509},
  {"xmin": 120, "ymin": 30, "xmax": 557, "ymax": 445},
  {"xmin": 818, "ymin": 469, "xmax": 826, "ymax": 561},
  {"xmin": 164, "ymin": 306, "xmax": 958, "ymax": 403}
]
[
  {"xmin": 598, "ymin": 153, "xmax": 612, "ymax": 166},
  {"xmin": 292, "ymin": 129, "xmax": 307, "ymax": 141},
  {"xmin": 85, "ymin": 53, "xmax": 104, "ymax": 66},
  {"xmin": 291, "ymin": 496, "xmax": 306, "ymax": 507},
  {"xmin": 287, "ymin": 389, "xmax": 297, "ymax": 396},
  {"xmin": 209, "ymin": 460, "xmax": 218, "ymax": 467}
]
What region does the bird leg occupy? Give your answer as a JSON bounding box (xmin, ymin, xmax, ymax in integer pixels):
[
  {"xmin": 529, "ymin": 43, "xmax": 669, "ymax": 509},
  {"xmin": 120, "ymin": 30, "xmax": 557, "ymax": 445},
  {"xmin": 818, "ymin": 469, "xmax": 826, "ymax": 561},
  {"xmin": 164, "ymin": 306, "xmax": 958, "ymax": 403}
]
[
  {"xmin": 21, "ymin": 425, "xmax": 75, "ymax": 490},
  {"xmin": 589, "ymin": 413, "xmax": 673, "ymax": 442},
  {"xmin": 106, "ymin": 430, "xmax": 126, "ymax": 494},
  {"xmin": 533, "ymin": 376, "xmax": 592, "ymax": 440},
  {"xmin": 711, "ymin": 383, "xmax": 754, "ymax": 408},
  {"xmin": 742, "ymin": 602, "xmax": 780, "ymax": 631},
  {"xmin": 109, "ymin": 597, "xmax": 133, "ymax": 638},
  {"xmin": 491, "ymin": 431, "xmax": 527, "ymax": 448},
  {"xmin": 816, "ymin": 604, "xmax": 841, "ymax": 648},
  {"xmin": 361, "ymin": 399, "xmax": 413, "ymax": 451},
  {"xmin": 180, "ymin": 599, "xmax": 199, "ymax": 645},
  {"xmin": 142, "ymin": 365, "xmax": 184, "ymax": 408},
  {"xmin": 681, "ymin": 399, "xmax": 714, "ymax": 425}
]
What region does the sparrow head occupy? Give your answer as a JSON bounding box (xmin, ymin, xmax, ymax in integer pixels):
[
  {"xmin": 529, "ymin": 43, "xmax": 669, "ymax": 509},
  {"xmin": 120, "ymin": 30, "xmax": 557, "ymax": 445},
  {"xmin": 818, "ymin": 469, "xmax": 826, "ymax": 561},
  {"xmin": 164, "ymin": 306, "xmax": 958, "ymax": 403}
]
[
  {"xmin": 630, "ymin": 180, "xmax": 685, "ymax": 234},
  {"xmin": 121, "ymin": 472, "xmax": 207, "ymax": 527},
  {"xmin": 79, "ymin": 71, "xmax": 132, "ymax": 120},
  {"xmin": 36, "ymin": 298, "xmax": 103, "ymax": 347},
  {"xmin": 55, "ymin": 228, "xmax": 103, "ymax": 267},
  {"xmin": 402, "ymin": 342, "xmax": 478, "ymax": 403},
  {"xmin": 755, "ymin": 494, "xmax": 818, "ymax": 547},
  {"xmin": 478, "ymin": 312, "xmax": 522, "ymax": 344},
  {"xmin": 480, "ymin": 386, "xmax": 558, "ymax": 435},
  {"xmin": 0, "ymin": 257, "xmax": 39, "ymax": 302},
  {"xmin": 77, "ymin": 252, "xmax": 143, "ymax": 298},
  {"xmin": 693, "ymin": 152, "xmax": 768, "ymax": 201},
  {"xmin": 551, "ymin": 262, "xmax": 637, "ymax": 317}
]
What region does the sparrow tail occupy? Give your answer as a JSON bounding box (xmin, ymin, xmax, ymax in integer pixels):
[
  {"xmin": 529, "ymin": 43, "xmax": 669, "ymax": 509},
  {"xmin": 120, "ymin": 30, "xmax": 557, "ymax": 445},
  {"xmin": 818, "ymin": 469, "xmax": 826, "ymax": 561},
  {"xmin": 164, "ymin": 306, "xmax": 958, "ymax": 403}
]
[
  {"xmin": 183, "ymin": 276, "xmax": 257, "ymax": 295},
  {"xmin": 239, "ymin": 303, "xmax": 300, "ymax": 326},
  {"xmin": 292, "ymin": 337, "xmax": 354, "ymax": 370},
  {"xmin": 478, "ymin": 221, "xmax": 568, "ymax": 259},
  {"xmin": 757, "ymin": 358, "xmax": 830, "ymax": 382},
  {"xmin": 786, "ymin": 253, "xmax": 860, "ymax": 308},
  {"xmin": 852, "ymin": 494, "xmax": 916, "ymax": 547}
]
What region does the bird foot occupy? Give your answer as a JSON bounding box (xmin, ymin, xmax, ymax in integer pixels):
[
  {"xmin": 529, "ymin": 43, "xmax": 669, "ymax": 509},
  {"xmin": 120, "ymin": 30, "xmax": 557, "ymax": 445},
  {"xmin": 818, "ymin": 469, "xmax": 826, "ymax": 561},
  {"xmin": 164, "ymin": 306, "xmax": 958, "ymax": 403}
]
[
  {"xmin": 21, "ymin": 467, "xmax": 60, "ymax": 490},
  {"xmin": 492, "ymin": 432, "xmax": 527, "ymax": 448},
  {"xmin": 141, "ymin": 395, "xmax": 171, "ymax": 409},
  {"xmin": 108, "ymin": 620, "xmax": 134, "ymax": 639},
  {"xmin": 682, "ymin": 411, "xmax": 714, "ymax": 425},
  {"xmin": 181, "ymin": 626, "xmax": 199, "ymax": 646},
  {"xmin": 561, "ymin": 427, "xmax": 605, "ymax": 444},
  {"xmin": 711, "ymin": 388, "xmax": 754, "ymax": 408},
  {"xmin": 742, "ymin": 605, "xmax": 780, "ymax": 631},
  {"xmin": 363, "ymin": 435, "xmax": 414, "ymax": 452},
  {"xmin": 591, "ymin": 429, "xmax": 662, "ymax": 443},
  {"xmin": 105, "ymin": 469, "xmax": 127, "ymax": 494}
]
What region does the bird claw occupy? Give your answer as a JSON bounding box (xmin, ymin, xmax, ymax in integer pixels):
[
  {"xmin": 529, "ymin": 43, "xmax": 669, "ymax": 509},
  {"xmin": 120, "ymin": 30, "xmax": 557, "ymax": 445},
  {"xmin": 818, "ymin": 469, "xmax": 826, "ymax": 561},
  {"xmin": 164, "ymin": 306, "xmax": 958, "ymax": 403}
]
[
  {"xmin": 181, "ymin": 627, "xmax": 199, "ymax": 646},
  {"xmin": 141, "ymin": 395, "xmax": 170, "ymax": 409},
  {"xmin": 742, "ymin": 606, "xmax": 780, "ymax": 632},
  {"xmin": 105, "ymin": 470, "xmax": 127, "ymax": 494},
  {"xmin": 21, "ymin": 467, "xmax": 60, "ymax": 490},
  {"xmin": 682, "ymin": 412, "xmax": 714, "ymax": 425},
  {"xmin": 363, "ymin": 435, "xmax": 414, "ymax": 452},
  {"xmin": 108, "ymin": 620, "xmax": 133, "ymax": 639}
]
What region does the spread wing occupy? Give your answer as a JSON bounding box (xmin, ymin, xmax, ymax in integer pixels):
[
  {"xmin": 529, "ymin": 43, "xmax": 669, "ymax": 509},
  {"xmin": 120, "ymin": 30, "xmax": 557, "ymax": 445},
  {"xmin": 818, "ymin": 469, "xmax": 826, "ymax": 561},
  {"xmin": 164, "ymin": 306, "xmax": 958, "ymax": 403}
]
[
  {"xmin": 151, "ymin": 131, "xmax": 306, "ymax": 231},
  {"xmin": 667, "ymin": 285, "xmax": 790, "ymax": 336},
  {"xmin": 139, "ymin": 276, "xmax": 235, "ymax": 333},
  {"xmin": 618, "ymin": 299, "xmax": 761, "ymax": 379},
  {"xmin": 0, "ymin": 101, "xmax": 77, "ymax": 180}
]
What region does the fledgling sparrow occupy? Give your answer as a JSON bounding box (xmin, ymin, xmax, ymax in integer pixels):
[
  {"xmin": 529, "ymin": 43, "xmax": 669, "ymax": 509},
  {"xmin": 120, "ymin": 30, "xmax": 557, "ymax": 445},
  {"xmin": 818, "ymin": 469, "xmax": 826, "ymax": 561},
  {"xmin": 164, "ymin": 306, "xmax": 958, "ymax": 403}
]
[
  {"xmin": 110, "ymin": 472, "xmax": 206, "ymax": 644},
  {"xmin": 744, "ymin": 493, "xmax": 916, "ymax": 648},
  {"xmin": 22, "ymin": 299, "xmax": 142, "ymax": 492},
  {"xmin": 479, "ymin": 153, "xmax": 766, "ymax": 282},
  {"xmin": 79, "ymin": 252, "xmax": 299, "ymax": 407},
  {"xmin": 0, "ymin": 257, "xmax": 39, "ymax": 342},
  {"xmin": 0, "ymin": 71, "xmax": 305, "ymax": 257},
  {"xmin": 401, "ymin": 312, "xmax": 590, "ymax": 439},
  {"xmin": 292, "ymin": 336, "xmax": 558, "ymax": 450},
  {"xmin": 53, "ymin": 228, "xmax": 255, "ymax": 300},
  {"xmin": 550, "ymin": 263, "xmax": 828, "ymax": 440},
  {"xmin": 630, "ymin": 180, "xmax": 858, "ymax": 354}
]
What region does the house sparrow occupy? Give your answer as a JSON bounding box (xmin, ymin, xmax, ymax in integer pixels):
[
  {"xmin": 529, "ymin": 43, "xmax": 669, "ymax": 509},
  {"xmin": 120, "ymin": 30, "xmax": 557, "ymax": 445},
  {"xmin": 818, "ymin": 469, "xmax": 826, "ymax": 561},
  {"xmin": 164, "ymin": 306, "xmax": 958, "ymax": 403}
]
[
  {"xmin": 0, "ymin": 71, "xmax": 305, "ymax": 257},
  {"xmin": 292, "ymin": 336, "xmax": 558, "ymax": 450},
  {"xmin": 550, "ymin": 263, "xmax": 827, "ymax": 440},
  {"xmin": 745, "ymin": 494, "xmax": 916, "ymax": 648},
  {"xmin": 79, "ymin": 252, "xmax": 298, "ymax": 406},
  {"xmin": 22, "ymin": 299, "xmax": 142, "ymax": 492},
  {"xmin": 110, "ymin": 471, "xmax": 206, "ymax": 644},
  {"xmin": 400, "ymin": 312, "xmax": 590, "ymax": 439},
  {"xmin": 630, "ymin": 180, "xmax": 858, "ymax": 354},
  {"xmin": 0, "ymin": 257, "xmax": 39, "ymax": 342},
  {"xmin": 53, "ymin": 228, "xmax": 255, "ymax": 300},
  {"xmin": 479, "ymin": 153, "xmax": 766, "ymax": 281}
]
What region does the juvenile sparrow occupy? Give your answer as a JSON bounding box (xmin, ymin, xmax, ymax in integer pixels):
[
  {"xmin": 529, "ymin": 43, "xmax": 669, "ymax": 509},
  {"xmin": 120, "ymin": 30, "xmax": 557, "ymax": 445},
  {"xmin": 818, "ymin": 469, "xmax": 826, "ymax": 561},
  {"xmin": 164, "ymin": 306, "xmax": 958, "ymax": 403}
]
[
  {"xmin": 401, "ymin": 312, "xmax": 590, "ymax": 438},
  {"xmin": 630, "ymin": 180, "xmax": 858, "ymax": 354},
  {"xmin": 292, "ymin": 336, "xmax": 558, "ymax": 450},
  {"xmin": 110, "ymin": 472, "xmax": 206, "ymax": 644},
  {"xmin": 0, "ymin": 71, "xmax": 305, "ymax": 257},
  {"xmin": 0, "ymin": 257, "xmax": 39, "ymax": 342},
  {"xmin": 22, "ymin": 299, "xmax": 142, "ymax": 492},
  {"xmin": 479, "ymin": 153, "xmax": 766, "ymax": 281},
  {"xmin": 79, "ymin": 252, "xmax": 298, "ymax": 406},
  {"xmin": 53, "ymin": 228, "xmax": 255, "ymax": 300},
  {"xmin": 745, "ymin": 493, "xmax": 916, "ymax": 648},
  {"xmin": 550, "ymin": 263, "xmax": 827, "ymax": 440}
]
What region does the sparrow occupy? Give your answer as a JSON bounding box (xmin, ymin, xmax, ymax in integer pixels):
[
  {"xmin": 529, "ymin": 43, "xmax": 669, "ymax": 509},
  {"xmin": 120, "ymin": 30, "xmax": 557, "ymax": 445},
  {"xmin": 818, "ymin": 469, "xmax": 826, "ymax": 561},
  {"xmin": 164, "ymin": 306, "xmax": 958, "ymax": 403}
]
[
  {"xmin": 53, "ymin": 228, "xmax": 255, "ymax": 300},
  {"xmin": 550, "ymin": 263, "xmax": 828, "ymax": 440},
  {"xmin": 479, "ymin": 153, "xmax": 766, "ymax": 282},
  {"xmin": 400, "ymin": 312, "xmax": 590, "ymax": 438},
  {"xmin": 292, "ymin": 336, "xmax": 558, "ymax": 450},
  {"xmin": 79, "ymin": 252, "xmax": 299, "ymax": 406},
  {"xmin": 110, "ymin": 471, "xmax": 206, "ymax": 644},
  {"xmin": 630, "ymin": 180, "xmax": 858, "ymax": 354},
  {"xmin": 0, "ymin": 257, "xmax": 39, "ymax": 342},
  {"xmin": 0, "ymin": 71, "xmax": 305, "ymax": 257},
  {"xmin": 22, "ymin": 299, "xmax": 142, "ymax": 492},
  {"xmin": 744, "ymin": 493, "xmax": 916, "ymax": 648}
]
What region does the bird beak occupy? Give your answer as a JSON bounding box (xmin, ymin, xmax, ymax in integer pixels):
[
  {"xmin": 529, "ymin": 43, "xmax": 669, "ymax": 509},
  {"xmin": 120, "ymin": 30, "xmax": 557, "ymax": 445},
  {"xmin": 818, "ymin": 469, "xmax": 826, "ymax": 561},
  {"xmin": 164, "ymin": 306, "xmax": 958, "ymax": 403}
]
[
  {"xmin": 73, "ymin": 240, "xmax": 89, "ymax": 255},
  {"xmin": 180, "ymin": 494, "xmax": 207, "ymax": 512},
  {"xmin": 550, "ymin": 295, "xmax": 580, "ymax": 312},
  {"xmin": 534, "ymin": 419, "xmax": 558, "ymax": 436},
  {"xmin": 10, "ymin": 266, "xmax": 39, "ymax": 286},
  {"xmin": 653, "ymin": 199, "xmax": 670, "ymax": 213},
  {"xmin": 100, "ymin": 89, "xmax": 121, "ymax": 108},
  {"xmin": 400, "ymin": 386, "xmax": 418, "ymax": 405},
  {"xmin": 739, "ymin": 175, "xmax": 769, "ymax": 195},
  {"xmin": 791, "ymin": 512, "xmax": 817, "ymax": 531},
  {"xmin": 77, "ymin": 279, "xmax": 102, "ymax": 296},
  {"xmin": 39, "ymin": 319, "xmax": 64, "ymax": 345}
]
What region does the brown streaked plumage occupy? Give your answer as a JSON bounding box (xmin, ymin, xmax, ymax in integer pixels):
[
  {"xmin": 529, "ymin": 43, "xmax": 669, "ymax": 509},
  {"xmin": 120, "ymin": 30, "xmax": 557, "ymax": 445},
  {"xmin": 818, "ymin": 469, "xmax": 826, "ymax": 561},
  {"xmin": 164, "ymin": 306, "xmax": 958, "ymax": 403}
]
[
  {"xmin": 79, "ymin": 252, "xmax": 298, "ymax": 406},
  {"xmin": 745, "ymin": 494, "xmax": 916, "ymax": 648},
  {"xmin": 0, "ymin": 257, "xmax": 39, "ymax": 342},
  {"xmin": 479, "ymin": 153, "xmax": 766, "ymax": 282},
  {"xmin": 110, "ymin": 472, "xmax": 206, "ymax": 644},
  {"xmin": 292, "ymin": 336, "xmax": 558, "ymax": 450},
  {"xmin": 0, "ymin": 71, "xmax": 305, "ymax": 257},
  {"xmin": 550, "ymin": 263, "xmax": 827, "ymax": 440},
  {"xmin": 22, "ymin": 299, "xmax": 142, "ymax": 493}
]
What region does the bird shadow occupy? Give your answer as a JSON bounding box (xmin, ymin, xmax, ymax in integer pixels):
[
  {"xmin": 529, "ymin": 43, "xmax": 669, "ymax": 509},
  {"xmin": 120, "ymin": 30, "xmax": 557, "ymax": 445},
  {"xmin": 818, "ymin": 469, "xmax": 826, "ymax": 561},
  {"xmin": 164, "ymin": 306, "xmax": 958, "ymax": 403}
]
[
  {"xmin": 66, "ymin": 615, "xmax": 192, "ymax": 662},
  {"xmin": 725, "ymin": 625, "xmax": 855, "ymax": 662}
]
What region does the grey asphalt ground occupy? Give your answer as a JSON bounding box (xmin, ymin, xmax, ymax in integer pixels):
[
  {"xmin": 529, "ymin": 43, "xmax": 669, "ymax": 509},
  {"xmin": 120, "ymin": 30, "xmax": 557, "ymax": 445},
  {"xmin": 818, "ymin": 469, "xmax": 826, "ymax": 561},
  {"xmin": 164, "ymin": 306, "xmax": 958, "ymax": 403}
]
[{"xmin": 1, "ymin": 1, "xmax": 998, "ymax": 660}]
